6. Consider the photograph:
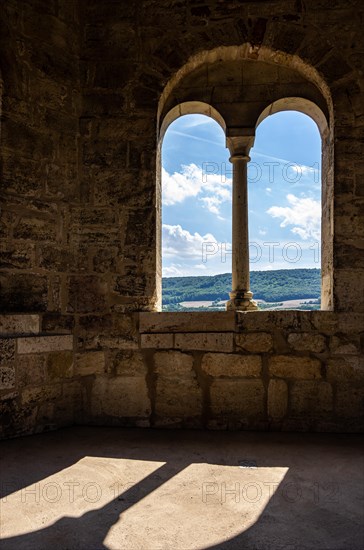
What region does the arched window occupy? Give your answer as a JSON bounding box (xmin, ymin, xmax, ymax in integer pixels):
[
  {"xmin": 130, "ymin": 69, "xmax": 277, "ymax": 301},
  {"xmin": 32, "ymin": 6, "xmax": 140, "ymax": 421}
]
[
  {"xmin": 248, "ymin": 110, "xmax": 322, "ymax": 310},
  {"xmin": 156, "ymin": 49, "xmax": 333, "ymax": 313},
  {"xmin": 161, "ymin": 112, "xmax": 231, "ymax": 311}
]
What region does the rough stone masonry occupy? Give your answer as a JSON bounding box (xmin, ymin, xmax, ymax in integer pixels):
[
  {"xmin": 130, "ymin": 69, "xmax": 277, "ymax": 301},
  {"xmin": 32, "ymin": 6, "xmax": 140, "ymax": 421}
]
[{"xmin": 0, "ymin": 0, "xmax": 363, "ymax": 438}]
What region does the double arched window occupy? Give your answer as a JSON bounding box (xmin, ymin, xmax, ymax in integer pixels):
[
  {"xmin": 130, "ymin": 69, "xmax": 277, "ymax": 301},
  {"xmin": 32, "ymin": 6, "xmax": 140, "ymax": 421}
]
[{"xmin": 157, "ymin": 49, "xmax": 332, "ymax": 312}]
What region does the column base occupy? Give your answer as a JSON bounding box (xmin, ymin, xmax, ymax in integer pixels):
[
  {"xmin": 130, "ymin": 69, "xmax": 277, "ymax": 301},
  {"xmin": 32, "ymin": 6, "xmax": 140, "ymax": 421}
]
[{"xmin": 226, "ymin": 290, "xmax": 258, "ymax": 311}]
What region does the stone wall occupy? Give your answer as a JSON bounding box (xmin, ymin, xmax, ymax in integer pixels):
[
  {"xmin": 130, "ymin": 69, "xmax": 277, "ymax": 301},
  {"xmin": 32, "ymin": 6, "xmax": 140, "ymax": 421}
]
[
  {"xmin": 0, "ymin": 0, "xmax": 363, "ymax": 438},
  {"xmin": 1, "ymin": 312, "xmax": 363, "ymax": 438}
]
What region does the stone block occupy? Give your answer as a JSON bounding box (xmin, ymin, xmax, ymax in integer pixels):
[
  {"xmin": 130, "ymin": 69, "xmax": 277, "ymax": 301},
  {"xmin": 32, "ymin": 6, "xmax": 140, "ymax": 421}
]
[
  {"xmin": 17, "ymin": 355, "xmax": 46, "ymax": 387},
  {"xmin": 235, "ymin": 332, "xmax": 273, "ymax": 352},
  {"xmin": 175, "ymin": 332, "xmax": 234, "ymax": 352},
  {"xmin": 0, "ymin": 315, "xmax": 40, "ymax": 335},
  {"xmin": 210, "ymin": 379, "xmax": 264, "ymax": 417},
  {"xmin": 0, "ymin": 242, "xmax": 34, "ymax": 270},
  {"xmin": 335, "ymin": 270, "xmax": 364, "ymax": 313},
  {"xmin": 0, "ymin": 274, "xmax": 48, "ymax": 312},
  {"xmin": 155, "ymin": 377, "xmax": 202, "ymax": 418},
  {"xmin": 287, "ymin": 333, "xmax": 326, "ymax": 353},
  {"xmin": 139, "ymin": 312, "xmax": 236, "ymax": 333},
  {"xmin": 140, "ymin": 333, "xmax": 174, "ymax": 349},
  {"xmin": 154, "ymin": 351, "xmax": 194, "ymax": 377},
  {"xmin": 0, "ymin": 365, "xmax": 16, "ymax": 390},
  {"xmin": 326, "ymin": 357, "xmax": 364, "ymax": 382},
  {"xmin": 113, "ymin": 351, "xmax": 148, "ymax": 376},
  {"xmin": 47, "ymin": 351, "xmax": 74, "ymax": 379},
  {"xmin": 67, "ymin": 276, "xmax": 108, "ymax": 313},
  {"xmin": 337, "ymin": 313, "xmax": 364, "ymax": 333},
  {"xmin": 237, "ymin": 311, "xmax": 313, "ymax": 332},
  {"xmin": 54, "ymin": 381, "xmax": 86, "ymax": 425},
  {"xmin": 0, "ymin": 339, "xmax": 16, "ymax": 363},
  {"xmin": 336, "ymin": 384, "xmax": 364, "ymax": 418},
  {"xmin": 268, "ymin": 379, "xmax": 288, "ymax": 420},
  {"xmin": 91, "ymin": 376, "xmax": 151, "ymax": 417},
  {"xmin": 77, "ymin": 313, "xmax": 138, "ymax": 350},
  {"xmin": 75, "ymin": 351, "xmax": 106, "ymax": 376},
  {"xmin": 310, "ymin": 312, "xmax": 338, "ymax": 335},
  {"xmin": 290, "ymin": 381, "xmax": 333, "ymax": 415},
  {"xmin": 13, "ymin": 216, "xmax": 57, "ymax": 242},
  {"xmin": 330, "ymin": 335, "xmax": 360, "ymax": 355},
  {"xmin": 17, "ymin": 335, "xmax": 73, "ymax": 354},
  {"xmin": 201, "ymin": 353, "xmax": 262, "ymax": 377},
  {"xmin": 21, "ymin": 384, "xmax": 62, "ymax": 405},
  {"xmin": 269, "ymin": 355, "xmax": 322, "ymax": 379},
  {"xmin": 41, "ymin": 313, "xmax": 74, "ymax": 333}
]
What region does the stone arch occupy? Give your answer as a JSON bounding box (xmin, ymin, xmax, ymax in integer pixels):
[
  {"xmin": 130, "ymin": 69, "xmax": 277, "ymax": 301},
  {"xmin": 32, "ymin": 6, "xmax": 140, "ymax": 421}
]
[
  {"xmin": 158, "ymin": 44, "xmax": 334, "ymax": 133},
  {"xmin": 256, "ymin": 97, "xmax": 328, "ymax": 138},
  {"xmin": 158, "ymin": 101, "xmax": 226, "ymax": 144},
  {"xmin": 156, "ymin": 45, "xmax": 334, "ymax": 311}
]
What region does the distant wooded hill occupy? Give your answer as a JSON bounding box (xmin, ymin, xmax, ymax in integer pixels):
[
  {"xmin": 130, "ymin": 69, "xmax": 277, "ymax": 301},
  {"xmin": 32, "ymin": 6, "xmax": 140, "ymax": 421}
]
[{"xmin": 162, "ymin": 268, "xmax": 321, "ymax": 304}]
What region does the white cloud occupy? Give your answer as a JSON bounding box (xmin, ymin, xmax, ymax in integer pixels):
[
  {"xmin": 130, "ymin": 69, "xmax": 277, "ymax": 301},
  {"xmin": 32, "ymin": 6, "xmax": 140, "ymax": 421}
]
[
  {"xmin": 162, "ymin": 224, "xmax": 216, "ymax": 259},
  {"xmin": 267, "ymin": 194, "xmax": 321, "ymax": 240},
  {"xmin": 162, "ymin": 223, "xmax": 232, "ymax": 276},
  {"xmin": 162, "ymin": 163, "xmax": 232, "ymax": 216}
]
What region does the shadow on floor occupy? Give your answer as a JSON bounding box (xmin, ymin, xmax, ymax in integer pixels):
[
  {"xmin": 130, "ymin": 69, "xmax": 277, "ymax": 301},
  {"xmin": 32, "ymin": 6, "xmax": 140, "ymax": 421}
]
[{"xmin": 0, "ymin": 427, "xmax": 363, "ymax": 549}]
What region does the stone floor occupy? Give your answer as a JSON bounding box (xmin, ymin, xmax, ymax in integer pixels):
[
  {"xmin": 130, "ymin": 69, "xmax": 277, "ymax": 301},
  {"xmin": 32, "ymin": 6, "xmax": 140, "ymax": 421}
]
[{"xmin": 0, "ymin": 427, "xmax": 363, "ymax": 550}]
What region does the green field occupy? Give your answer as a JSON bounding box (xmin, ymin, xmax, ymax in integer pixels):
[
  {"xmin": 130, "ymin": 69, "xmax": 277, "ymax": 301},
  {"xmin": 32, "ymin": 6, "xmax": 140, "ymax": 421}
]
[{"xmin": 162, "ymin": 268, "xmax": 321, "ymax": 309}]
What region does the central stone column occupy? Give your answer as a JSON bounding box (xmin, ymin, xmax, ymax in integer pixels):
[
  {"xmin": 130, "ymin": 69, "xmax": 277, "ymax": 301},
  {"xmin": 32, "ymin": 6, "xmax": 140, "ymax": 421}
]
[{"xmin": 226, "ymin": 130, "xmax": 258, "ymax": 311}]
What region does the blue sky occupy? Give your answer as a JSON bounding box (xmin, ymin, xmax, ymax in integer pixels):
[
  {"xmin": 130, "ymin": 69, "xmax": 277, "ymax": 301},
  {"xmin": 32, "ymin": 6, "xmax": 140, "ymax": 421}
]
[{"xmin": 162, "ymin": 111, "xmax": 321, "ymax": 277}]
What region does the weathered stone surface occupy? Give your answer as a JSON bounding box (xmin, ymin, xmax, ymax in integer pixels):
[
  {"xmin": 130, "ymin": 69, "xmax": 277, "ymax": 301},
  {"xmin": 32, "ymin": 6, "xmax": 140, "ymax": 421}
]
[
  {"xmin": 287, "ymin": 333, "xmax": 326, "ymax": 353},
  {"xmin": 91, "ymin": 376, "xmax": 151, "ymax": 418},
  {"xmin": 335, "ymin": 384, "xmax": 364, "ymax": 418},
  {"xmin": 155, "ymin": 377, "xmax": 202, "ymax": 418},
  {"xmin": 0, "ymin": 339, "xmax": 16, "ymax": 363},
  {"xmin": 47, "ymin": 351, "xmax": 74, "ymax": 379},
  {"xmin": 75, "ymin": 351, "xmax": 105, "ymax": 376},
  {"xmin": 235, "ymin": 332, "xmax": 273, "ymax": 352},
  {"xmin": 326, "ymin": 357, "xmax": 364, "ymax": 382},
  {"xmin": 41, "ymin": 313, "xmax": 74, "ymax": 334},
  {"xmin": 17, "ymin": 335, "xmax": 73, "ymax": 354},
  {"xmin": 201, "ymin": 353, "xmax": 262, "ymax": 377},
  {"xmin": 210, "ymin": 379, "xmax": 265, "ymax": 417},
  {"xmin": 0, "ymin": 315, "xmax": 40, "ymax": 335},
  {"xmin": 21, "ymin": 384, "xmax": 62, "ymax": 405},
  {"xmin": 0, "ymin": 274, "xmax": 48, "ymax": 312},
  {"xmin": 67, "ymin": 276, "xmax": 108, "ymax": 313},
  {"xmin": 139, "ymin": 312, "xmax": 236, "ymax": 333},
  {"xmin": 154, "ymin": 351, "xmax": 194, "ymax": 377},
  {"xmin": 330, "ymin": 335, "xmax": 360, "ymax": 355},
  {"xmin": 77, "ymin": 314, "xmax": 138, "ymax": 350},
  {"xmin": 268, "ymin": 379, "xmax": 288, "ymax": 419},
  {"xmin": 113, "ymin": 351, "xmax": 147, "ymax": 376},
  {"xmin": 0, "ymin": 365, "xmax": 16, "ymax": 390},
  {"xmin": 17, "ymin": 355, "xmax": 46, "ymax": 387},
  {"xmin": 237, "ymin": 311, "xmax": 313, "ymax": 332},
  {"xmin": 290, "ymin": 382, "xmax": 333, "ymax": 415},
  {"xmin": 14, "ymin": 216, "xmax": 57, "ymax": 242},
  {"xmin": 269, "ymin": 356, "xmax": 322, "ymax": 379},
  {"xmin": 54, "ymin": 381, "xmax": 86, "ymax": 425},
  {"xmin": 175, "ymin": 333, "xmax": 234, "ymax": 352},
  {"xmin": 140, "ymin": 333, "xmax": 174, "ymax": 349}
]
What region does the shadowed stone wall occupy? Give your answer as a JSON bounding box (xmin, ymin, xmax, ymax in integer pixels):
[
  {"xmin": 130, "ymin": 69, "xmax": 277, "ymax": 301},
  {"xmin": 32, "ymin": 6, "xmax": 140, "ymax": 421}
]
[{"xmin": 0, "ymin": 0, "xmax": 363, "ymax": 438}]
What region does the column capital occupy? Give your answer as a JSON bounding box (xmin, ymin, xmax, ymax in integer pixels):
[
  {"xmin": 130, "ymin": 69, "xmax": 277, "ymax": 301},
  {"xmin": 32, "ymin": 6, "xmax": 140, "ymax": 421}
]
[{"xmin": 226, "ymin": 127, "xmax": 255, "ymax": 157}]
